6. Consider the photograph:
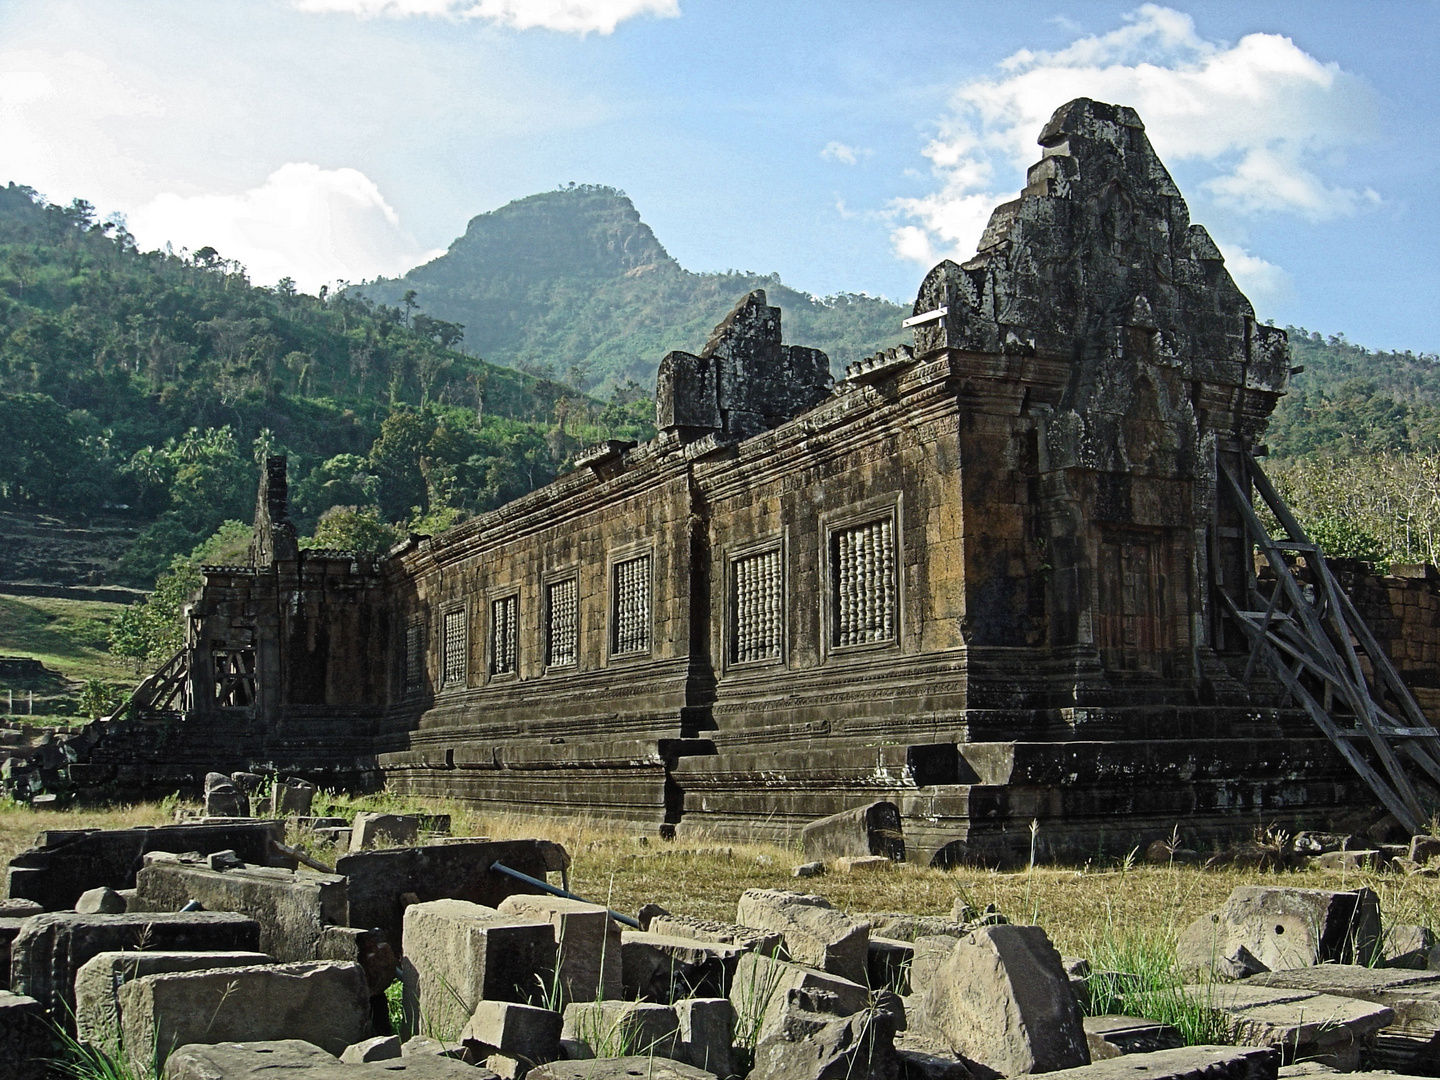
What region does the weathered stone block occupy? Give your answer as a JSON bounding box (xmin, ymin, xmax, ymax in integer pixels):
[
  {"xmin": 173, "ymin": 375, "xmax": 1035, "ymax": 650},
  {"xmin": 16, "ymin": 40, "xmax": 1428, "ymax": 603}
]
[
  {"xmin": 0, "ymin": 990, "xmax": 50, "ymax": 1080},
  {"xmin": 205, "ymin": 772, "xmax": 249, "ymax": 817},
  {"xmin": 527, "ymin": 1057, "xmax": 715, "ymax": 1080},
  {"xmin": 162, "ymin": 1039, "xmax": 487, "ymax": 1079},
  {"xmin": 461, "ymin": 1000, "xmax": 562, "ymax": 1064},
  {"xmin": 1084, "ymin": 1015, "xmax": 1184, "ymax": 1059},
  {"xmin": 4, "ymin": 821, "xmax": 284, "ymax": 911},
  {"xmin": 316, "ymin": 925, "xmax": 399, "ymax": 996},
  {"xmin": 350, "ymin": 813, "xmax": 419, "ymax": 850},
  {"xmin": 75, "ymin": 949, "xmax": 272, "ymax": 1049},
  {"xmin": 120, "ymin": 960, "xmax": 370, "ymax": 1070},
  {"xmin": 10, "ymin": 910, "xmax": 260, "ymax": 1025},
  {"xmin": 1177, "ymin": 887, "xmax": 1381, "ymax": 978},
  {"xmin": 647, "ymin": 912, "xmax": 783, "ymax": 955},
  {"xmin": 869, "ymin": 935, "xmax": 914, "ymax": 994},
  {"xmin": 735, "ymin": 888, "xmax": 869, "ymax": 983},
  {"xmin": 1384, "ymin": 923, "xmax": 1439, "ymax": 970},
  {"xmin": 917, "ymin": 924, "xmax": 1088, "ymax": 1076},
  {"xmin": 268, "ymin": 778, "xmax": 315, "ymax": 817},
  {"xmin": 728, "ymin": 951, "xmax": 870, "ymax": 1046},
  {"xmin": 752, "ymin": 996, "xmax": 901, "ymax": 1080},
  {"xmin": 674, "ymin": 997, "xmax": 733, "ymax": 1079},
  {"xmin": 621, "ymin": 930, "xmax": 745, "ymax": 1002},
  {"xmin": 496, "ymin": 895, "xmax": 622, "ymax": 1005},
  {"xmin": 76, "ymin": 886, "xmax": 126, "ymax": 914},
  {"xmin": 1039, "ymin": 1046, "xmax": 1279, "ymax": 1080},
  {"xmin": 133, "ymin": 861, "xmax": 346, "ymax": 962},
  {"xmin": 836, "ymin": 855, "xmax": 894, "ymax": 873},
  {"xmin": 801, "ymin": 801, "xmax": 906, "ymax": 863},
  {"xmin": 401, "ymin": 899, "xmax": 556, "ymax": 1042},
  {"xmin": 560, "ymin": 1000, "xmax": 679, "ymax": 1059},
  {"xmin": 1187, "ymin": 984, "xmax": 1393, "ymax": 1069},
  {"xmin": 341, "ymin": 1034, "xmax": 402, "ymax": 1062},
  {"xmin": 337, "ymin": 839, "xmax": 554, "ymax": 952}
]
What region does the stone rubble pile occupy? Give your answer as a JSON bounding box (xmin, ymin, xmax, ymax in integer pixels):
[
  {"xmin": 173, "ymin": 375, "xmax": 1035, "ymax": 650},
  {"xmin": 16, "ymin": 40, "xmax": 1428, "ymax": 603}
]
[{"xmin": 9, "ymin": 810, "xmax": 1440, "ymax": 1080}]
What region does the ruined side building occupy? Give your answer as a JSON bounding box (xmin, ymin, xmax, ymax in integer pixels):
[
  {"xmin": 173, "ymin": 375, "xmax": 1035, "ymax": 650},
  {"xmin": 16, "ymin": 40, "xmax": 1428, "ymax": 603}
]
[{"xmin": 92, "ymin": 99, "xmax": 1382, "ymax": 862}]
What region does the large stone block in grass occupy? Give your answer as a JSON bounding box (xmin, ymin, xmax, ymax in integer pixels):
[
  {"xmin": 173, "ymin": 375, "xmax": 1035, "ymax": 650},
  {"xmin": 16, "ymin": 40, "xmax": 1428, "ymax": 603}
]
[
  {"xmin": 735, "ymin": 888, "xmax": 868, "ymax": 984},
  {"xmin": 1177, "ymin": 887, "xmax": 1381, "ymax": 979},
  {"xmin": 133, "ymin": 860, "xmax": 346, "ymax": 962},
  {"xmin": 162, "ymin": 1039, "xmax": 485, "ymax": 1079},
  {"xmin": 560, "ymin": 1000, "xmax": 679, "ymax": 1059},
  {"xmin": 527, "ymin": 1057, "xmax": 716, "ymax": 1080},
  {"xmin": 9, "ymin": 910, "xmax": 260, "ymax": 1025},
  {"xmin": 400, "ymin": 899, "xmax": 556, "ymax": 1042},
  {"xmin": 496, "ymin": 894, "xmax": 622, "ymax": 1006},
  {"xmin": 728, "ymin": 950, "xmax": 870, "ymax": 1046},
  {"xmin": 800, "ymin": 801, "xmax": 906, "ymax": 863},
  {"xmin": 916, "ymin": 923, "xmax": 1088, "ymax": 1077},
  {"xmin": 1039, "ymin": 1045, "xmax": 1278, "ymax": 1080},
  {"xmin": 120, "ymin": 960, "xmax": 370, "ymax": 1070},
  {"xmin": 4, "ymin": 821, "xmax": 285, "ymax": 911},
  {"xmin": 75, "ymin": 949, "xmax": 272, "ymax": 1049},
  {"xmin": 621, "ymin": 930, "xmax": 747, "ymax": 1002}
]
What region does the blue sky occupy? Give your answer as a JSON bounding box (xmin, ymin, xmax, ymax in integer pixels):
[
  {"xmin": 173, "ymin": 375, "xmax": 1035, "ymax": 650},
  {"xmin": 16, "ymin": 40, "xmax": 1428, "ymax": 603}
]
[{"xmin": 1, "ymin": 0, "xmax": 1436, "ymax": 353}]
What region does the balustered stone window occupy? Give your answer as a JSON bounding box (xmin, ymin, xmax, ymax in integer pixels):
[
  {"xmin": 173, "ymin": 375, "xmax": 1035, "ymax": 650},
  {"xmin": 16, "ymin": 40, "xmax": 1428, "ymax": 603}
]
[
  {"xmin": 491, "ymin": 595, "xmax": 518, "ymax": 676},
  {"xmin": 612, "ymin": 554, "xmax": 651, "ymax": 655},
  {"xmin": 404, "ymin": 622, "xmax": 423, "ymax": 693},
  {"xmin": 547, "ymin": 577, "xmax": 578, "ymax": 667},
  {"xmin": 830, "ymin": 516, "xmax": 897, "ymax": 648},
  {"xmin": 732, "ymin": 547, "xmax": 783, "ymax": 663},
  {"xmin": 441, "ymin": 607, "xmax": 467, "ymax": 686}
]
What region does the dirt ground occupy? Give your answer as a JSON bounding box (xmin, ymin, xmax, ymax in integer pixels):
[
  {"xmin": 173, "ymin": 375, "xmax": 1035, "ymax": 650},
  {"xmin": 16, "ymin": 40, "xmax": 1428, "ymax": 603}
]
[{"xmin": 4, "ymin": 791, "xmax": 1437, "ymax": 961}]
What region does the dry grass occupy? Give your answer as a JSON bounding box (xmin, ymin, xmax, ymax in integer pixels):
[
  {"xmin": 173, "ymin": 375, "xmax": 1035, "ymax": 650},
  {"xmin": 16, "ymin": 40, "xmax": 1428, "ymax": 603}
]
[{"xmin": 6, "ymin": 790, "xmax": 1439, "ymax": 960}]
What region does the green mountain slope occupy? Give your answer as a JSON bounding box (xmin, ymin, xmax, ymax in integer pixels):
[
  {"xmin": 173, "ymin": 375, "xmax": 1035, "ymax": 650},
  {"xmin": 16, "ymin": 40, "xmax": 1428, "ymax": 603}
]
[
  {"xmin": 1269, "ymin": 329, "xmax": 1440, "ymax": 458},
  {"xmin": 357, "ymin": 184, "xmax": 910, "ymax": 388}
]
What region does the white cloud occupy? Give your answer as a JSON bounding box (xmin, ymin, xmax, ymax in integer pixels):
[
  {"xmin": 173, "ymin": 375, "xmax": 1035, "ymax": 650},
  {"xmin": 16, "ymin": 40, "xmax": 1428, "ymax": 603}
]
[
  {"xmin": 127, "ymin": 164, "xmax": 443, "ymax": 293},
  {"xmin": 291, "ymin": 0, "xmax": 679, "ymax": 34},
  {"xmin": 1214, "ymin": 239, "xmax": 1293, "ymax": 306},
  {"xmin": 821, "ymin": 141, "xmax": 872, "ymax": 165},
  {"xmin": 892, "ymin": 4, "xmax": 1380, "ymax": 271}
]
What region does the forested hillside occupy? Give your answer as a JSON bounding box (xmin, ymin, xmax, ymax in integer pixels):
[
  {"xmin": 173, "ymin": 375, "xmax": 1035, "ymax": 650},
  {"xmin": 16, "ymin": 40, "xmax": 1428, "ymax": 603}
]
[
  {"xmin": 357, "ymin": 184, "xmax": 909, "ymax": 389},
  {"xmin": 0, "ymin": 182, "xmax": 650, "ymax": 584}
]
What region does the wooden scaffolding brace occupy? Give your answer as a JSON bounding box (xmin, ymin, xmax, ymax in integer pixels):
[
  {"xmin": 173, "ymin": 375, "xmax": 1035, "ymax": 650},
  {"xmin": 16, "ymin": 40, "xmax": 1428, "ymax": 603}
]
[{"xmin": 1220, "ymin": 448, "xmax": 1440, "ymax": 834}]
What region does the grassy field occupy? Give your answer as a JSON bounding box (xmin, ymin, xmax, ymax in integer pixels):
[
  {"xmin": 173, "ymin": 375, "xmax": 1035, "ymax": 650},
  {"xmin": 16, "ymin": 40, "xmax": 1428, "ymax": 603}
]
[
  {"xmin": 0, "ymin": 592, "xmax": 134, "ymax": 720},
  {"xmin": 5, "ymin": 789, "xmax": 1438, "ymax": 961}
]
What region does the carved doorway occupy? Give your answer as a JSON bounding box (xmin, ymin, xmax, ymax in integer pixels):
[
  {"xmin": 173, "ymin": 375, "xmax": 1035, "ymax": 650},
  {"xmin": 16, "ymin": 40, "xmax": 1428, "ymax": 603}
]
[{"xmin": 1097, "ymin": 532, "xmax": 1167, "ymax": 673}]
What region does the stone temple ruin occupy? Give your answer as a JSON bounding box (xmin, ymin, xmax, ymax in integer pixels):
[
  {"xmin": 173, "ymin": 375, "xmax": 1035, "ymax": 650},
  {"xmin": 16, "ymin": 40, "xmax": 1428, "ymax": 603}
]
[{"xmin": 31, "ymin": 97, "xmax": 1440, "ymax": 863}]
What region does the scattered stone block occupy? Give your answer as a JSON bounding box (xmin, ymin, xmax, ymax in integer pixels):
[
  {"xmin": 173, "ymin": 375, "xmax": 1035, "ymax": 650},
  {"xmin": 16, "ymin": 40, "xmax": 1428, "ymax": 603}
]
[
  {"xmin": 647, "ymin": 912, "xmax": 784, "ymax": 955},
  {"xmin": 1040, "ymin": 1045, "xmax": 1279, "ymax": 1080},
  {"xmin": 401, "ymin": 899, "xmax": 556, "ymax": 1042},
  {"xmin": 801, "ymin": 800, "xmax": 905, "ymax": 863},
  {"xmin": 860, "ymin": 914, "xmax": 968, "ymax": 942},
  {"xmin": 835, "ymin": 855, "xmax": 893, "ymax": 873},
  {"xmin": 1084, "ymin": 1015, "xmax": 1184, "ymax": 1059},
  {"xmin": 752, "ymin": 984, "xmax": 903, "ymax": 1080},
  {"xmin": 208, "ymin": 849, "xmax": 246, "ymax": 871},
  {"xmin": 10, "ymin": 910, "xmax": 260, "ymax": 1025},
  {"xmin": 75, "ymin": 949, "xmax": 272, "ymax": 1049},
  {"xmin": 341, "ymin": 1034, "xmax": 403, "ymax": 1062},
  {"xmin": 350, "ymin": 812, "xmax": 419, "ymax": 851},
  {"xmin": 674, "ymin": 997, "xmax": 733, "ymax": 1079},
  {"xmin": 894, "ymin": 1032, "xmax": 971, "ymax": 1080},
  {"xmin": 1315, "ymin": 850, "xmax": 1381, "ymax": 871},
  {"xmin": 5, "ymin": 820, "xmax": 286, "ymax": 910},
  {"xmin": 728, "ymin": 951, "xmax": 870, "ymax": 1045},
  {"xmin": 560, "ymin": 1000, "xmax": 679, "ymax": 1059},
  {"xmin": 620, "ymin": 930, "xmax": 746, "ymax": 1002},
  {"xmin": 869, "ymin": 935, "xmax": 914, "ymax": 994},
  {"xmin": 268, "ymin": 778, "xmax": 316, "ymax": 817},
  {"xmin": 736, "ymin": 888, "xmax": 869, "ymax": 983},
  {"xmin": 163, "ymin": 1039, "xmax": 486, "ymax": 1079},
  {"xmin": 75, "ymin": 886, "xmax": 126, "ymax": 914},
  {"xmin": 1185, "ymin": 983, "xmax": 1392, "ymax": 1068},
  {"xmin": 1177, "ymin": 887, "xmax": 1381, "ymax": 978},
  {"xmin": 0, "ymin": 899, "xmax": 41, "ymax": 917},
  {"xmin": 0, "ymin": 990, "xmax": 50, "ymax": 1080},
  {"xmin": 496, "ymin": 895, "xmax": 622, "ymax": 1006},
  {"xmin": 1384, "ymin": 923, "xmax": 1440, "ymax": 969},
  {"xmin": 1411, "ymin": 836, "xmax": 1440, "ymax": 864},
  {"xmin": 205, "ymin": 772, "xmax": 249, "ymax": 817},
  {"xmin": 907, "ymin": 935, "xmax": 959, "ymax": 1002},
  {"xmin": 31, "ymin": 794, "xmax": 59, "ymax": 810},
  {"xmin": 916, "ymin": 924, "xmax": 1088, "ymax": 1076},
  {"xmin": 1292, "ymin": 833, "xmax": 1356, "ymax": 857},
  {"xmin": 461, "ymin": 1000, "xmax": 562, "ymax": 1065},
  {"xmin": 337, "ymin": 839, "xmax": 556, "ymax": 953},
  {"xmin": 316, "ymin": 925, "xmax": 399, "ymax": 996},
  {"xmin": 527, "ymin": 1057, "xmax": 715, "ymax": 1080},
  {"xmin": 1248, "ymin": 965, "xmax": 1440, "ymax": 1037},
  {"xmin": 120, "ymin": 960, "xmax": 370, "ymax": 1069},
  {"xmin": 133, "ymin": 859, "xmax": 347, "ymax": 962},
  {"xmin": 793, "ymin": 861, "xmax": 824, "ymax": 878}
]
